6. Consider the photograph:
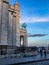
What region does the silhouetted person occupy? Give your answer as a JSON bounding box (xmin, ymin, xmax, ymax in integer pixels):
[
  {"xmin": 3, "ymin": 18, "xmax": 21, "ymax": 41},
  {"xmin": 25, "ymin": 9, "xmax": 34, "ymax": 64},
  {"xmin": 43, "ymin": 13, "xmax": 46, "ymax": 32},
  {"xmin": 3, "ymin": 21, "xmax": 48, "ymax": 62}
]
[
  {"xmin": 44, "ymin": 48, "xmax": 47, "ymax": 57},
  {"xmin": 40, "ymin": 48, "xmax": 43, "ymax": 57}
]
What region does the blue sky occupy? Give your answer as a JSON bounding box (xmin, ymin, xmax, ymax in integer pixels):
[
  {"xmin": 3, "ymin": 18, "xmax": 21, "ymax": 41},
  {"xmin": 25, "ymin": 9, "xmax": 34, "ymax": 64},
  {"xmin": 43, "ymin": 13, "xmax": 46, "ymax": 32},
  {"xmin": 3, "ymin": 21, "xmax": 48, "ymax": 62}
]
[{"xmin": 8, "ymin": 0, "xmax": 49, "ymax": 47}]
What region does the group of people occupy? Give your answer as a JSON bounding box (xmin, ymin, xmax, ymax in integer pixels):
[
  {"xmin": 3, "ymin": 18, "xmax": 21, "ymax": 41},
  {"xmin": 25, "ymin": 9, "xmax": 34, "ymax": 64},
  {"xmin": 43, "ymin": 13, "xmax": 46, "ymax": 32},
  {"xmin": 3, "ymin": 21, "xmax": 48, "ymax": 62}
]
[{"xmin": 39, "ymin": 47, "xmax": 47, "ymax": 57}]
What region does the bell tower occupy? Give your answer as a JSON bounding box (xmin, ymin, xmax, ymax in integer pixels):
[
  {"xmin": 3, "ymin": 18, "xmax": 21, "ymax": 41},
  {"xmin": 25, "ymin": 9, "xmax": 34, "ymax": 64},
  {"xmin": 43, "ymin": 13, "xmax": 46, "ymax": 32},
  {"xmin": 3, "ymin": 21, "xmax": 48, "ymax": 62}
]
[{"xmin": 14, "ymin": 2, "xmax": 20, "ymax": 46}]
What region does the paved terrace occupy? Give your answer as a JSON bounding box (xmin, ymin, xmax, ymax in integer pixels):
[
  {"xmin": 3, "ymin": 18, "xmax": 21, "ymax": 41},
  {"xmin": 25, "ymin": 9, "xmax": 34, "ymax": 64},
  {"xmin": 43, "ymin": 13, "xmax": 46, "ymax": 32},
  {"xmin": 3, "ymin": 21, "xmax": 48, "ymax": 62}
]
[{"xmin": 0, "ymin": 53, "xmax": 49, "ymax": 65}]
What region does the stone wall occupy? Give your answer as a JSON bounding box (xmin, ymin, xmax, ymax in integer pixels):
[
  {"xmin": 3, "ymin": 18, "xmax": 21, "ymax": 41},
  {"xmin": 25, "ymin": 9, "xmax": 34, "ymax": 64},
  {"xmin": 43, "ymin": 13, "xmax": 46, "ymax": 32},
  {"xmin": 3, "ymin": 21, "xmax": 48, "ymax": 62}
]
[
  {"xmin": 1, "ymin": 1, "xmax": 9, "ymax": 45},
  {"xmin": 7, "ymin": 6, "xmax": 16, "ymax": 54}
]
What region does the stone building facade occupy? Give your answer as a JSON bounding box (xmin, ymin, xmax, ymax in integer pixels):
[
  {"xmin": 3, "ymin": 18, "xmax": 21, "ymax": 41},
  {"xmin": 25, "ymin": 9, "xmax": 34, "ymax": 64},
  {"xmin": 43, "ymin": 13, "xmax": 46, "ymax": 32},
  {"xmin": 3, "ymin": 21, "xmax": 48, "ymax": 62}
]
[{"xmin": 0, "ymin": 0, "xmax": 27, "ymax": 55}]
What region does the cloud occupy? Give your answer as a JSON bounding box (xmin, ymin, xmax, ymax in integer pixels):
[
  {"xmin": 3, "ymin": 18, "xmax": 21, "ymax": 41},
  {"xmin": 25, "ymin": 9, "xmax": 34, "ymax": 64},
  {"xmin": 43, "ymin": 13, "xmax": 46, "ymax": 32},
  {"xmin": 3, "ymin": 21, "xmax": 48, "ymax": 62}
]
[
  {"xmin": 27, "ymin": 34, "xmax": 48, "ymax": 37},
  {"xmin": 20, "ymin": 16, "xmax": 49, "ymax": 23}
]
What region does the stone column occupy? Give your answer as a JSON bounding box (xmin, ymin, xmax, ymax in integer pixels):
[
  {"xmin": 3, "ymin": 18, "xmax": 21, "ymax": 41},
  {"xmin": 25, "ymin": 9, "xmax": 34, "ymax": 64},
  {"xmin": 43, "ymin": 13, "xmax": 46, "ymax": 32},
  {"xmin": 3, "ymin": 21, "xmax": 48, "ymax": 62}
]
[
  {"xmin": 14, "ymin": 3, "xmax": 20, "ymax": 46},
  {"xmin": 0, "ymin": 0, "xmax": 2, "ymax": 43},
  {"xmin": 1, "ymin": 0, "xmax": 9, "ymax": 45},
  {"xmin": 7, "ymin": 8, "xmax": 13, "ymax": 54},
  {"xmin": 8, "ymin": 10, "xmax": 13, "ymax": 46},
  {"xmin": 12, "ymin": 12, "xmax": 16, "ymax": 46}
]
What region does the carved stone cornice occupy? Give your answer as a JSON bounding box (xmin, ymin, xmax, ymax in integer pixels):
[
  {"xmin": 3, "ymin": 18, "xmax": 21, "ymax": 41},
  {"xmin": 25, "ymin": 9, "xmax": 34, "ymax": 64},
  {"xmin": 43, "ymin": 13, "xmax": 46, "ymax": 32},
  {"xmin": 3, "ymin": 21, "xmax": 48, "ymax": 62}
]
[
  {"xmin": 13, "ymin": 13, "xmax": 16, "ymax": 17},
  {"xmin": 8, "ymin": 9, "xmax": 14, "ymax": 12},
  {"xmin": 3, "ymin": 0, "xmax": 9, "ymax": 4}
]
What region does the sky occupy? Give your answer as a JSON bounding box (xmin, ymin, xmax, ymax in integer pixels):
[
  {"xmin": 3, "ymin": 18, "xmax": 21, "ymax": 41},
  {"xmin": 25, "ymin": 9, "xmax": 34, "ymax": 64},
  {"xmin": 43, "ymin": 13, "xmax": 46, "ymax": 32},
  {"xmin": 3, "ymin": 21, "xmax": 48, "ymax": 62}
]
[{"xmin": 8, "ymin": 0, "xmax": 49, "ymax": 47}]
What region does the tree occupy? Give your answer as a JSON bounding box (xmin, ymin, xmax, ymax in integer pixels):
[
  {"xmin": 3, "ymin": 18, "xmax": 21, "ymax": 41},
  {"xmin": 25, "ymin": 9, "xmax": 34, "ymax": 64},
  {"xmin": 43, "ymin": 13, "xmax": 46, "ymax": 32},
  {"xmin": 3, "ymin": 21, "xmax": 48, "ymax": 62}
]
[{"xmin": 21, "ymin": 23, "xmax": 27, "ymax": 29}]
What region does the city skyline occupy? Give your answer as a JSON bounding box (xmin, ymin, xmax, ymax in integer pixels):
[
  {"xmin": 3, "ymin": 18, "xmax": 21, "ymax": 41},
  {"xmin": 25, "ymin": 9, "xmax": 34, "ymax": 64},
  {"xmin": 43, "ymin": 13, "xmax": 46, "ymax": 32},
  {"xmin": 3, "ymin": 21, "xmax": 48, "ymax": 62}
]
[{"xmin": 8, "ymin": 0, "xmax": 49, "ymax": 47}]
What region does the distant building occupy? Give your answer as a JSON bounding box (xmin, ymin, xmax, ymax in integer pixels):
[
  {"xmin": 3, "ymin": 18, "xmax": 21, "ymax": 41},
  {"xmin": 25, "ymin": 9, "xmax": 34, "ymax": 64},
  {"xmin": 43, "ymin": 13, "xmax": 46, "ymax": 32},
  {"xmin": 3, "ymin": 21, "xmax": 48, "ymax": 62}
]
[{"xmin": 0, "ymin": 0, "xmax": 27, "ymax": 55}]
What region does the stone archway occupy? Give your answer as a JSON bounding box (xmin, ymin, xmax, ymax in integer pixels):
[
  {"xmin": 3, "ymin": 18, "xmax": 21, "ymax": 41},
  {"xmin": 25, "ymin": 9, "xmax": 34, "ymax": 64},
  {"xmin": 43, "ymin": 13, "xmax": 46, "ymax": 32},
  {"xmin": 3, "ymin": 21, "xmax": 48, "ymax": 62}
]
[
  {"xmin": 20, "ymin": 29, "xmax": 27, "ymax": 47},
  {"xmin": 20, "ymin": 35, "xmax": 24, "ymax": 47}
]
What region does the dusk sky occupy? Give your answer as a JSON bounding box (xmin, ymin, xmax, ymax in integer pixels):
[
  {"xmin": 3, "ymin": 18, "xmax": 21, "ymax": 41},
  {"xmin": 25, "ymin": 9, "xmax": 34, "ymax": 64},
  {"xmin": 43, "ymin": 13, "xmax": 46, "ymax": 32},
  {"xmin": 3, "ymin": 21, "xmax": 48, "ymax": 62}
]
[{"xmin": 8, "ymin": 0, "xmax": 49, "ymax": 47}]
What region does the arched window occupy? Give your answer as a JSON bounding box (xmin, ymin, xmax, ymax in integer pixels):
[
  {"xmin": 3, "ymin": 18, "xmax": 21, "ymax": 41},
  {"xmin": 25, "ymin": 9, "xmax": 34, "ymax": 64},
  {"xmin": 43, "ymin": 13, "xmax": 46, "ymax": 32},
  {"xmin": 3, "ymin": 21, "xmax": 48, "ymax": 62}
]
[{"xmin": 20, "ymin": 35, "xmax": 24, "ymax": 47}]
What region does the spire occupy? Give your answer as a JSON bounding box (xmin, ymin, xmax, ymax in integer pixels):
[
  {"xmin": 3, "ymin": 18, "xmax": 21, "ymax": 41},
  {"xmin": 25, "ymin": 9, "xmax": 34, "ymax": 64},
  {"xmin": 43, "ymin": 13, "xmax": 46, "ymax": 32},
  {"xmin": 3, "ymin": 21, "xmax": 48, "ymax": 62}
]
[{"xmin": 14, "ymin": 0, "xmax": 19, "ymax": 11}]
